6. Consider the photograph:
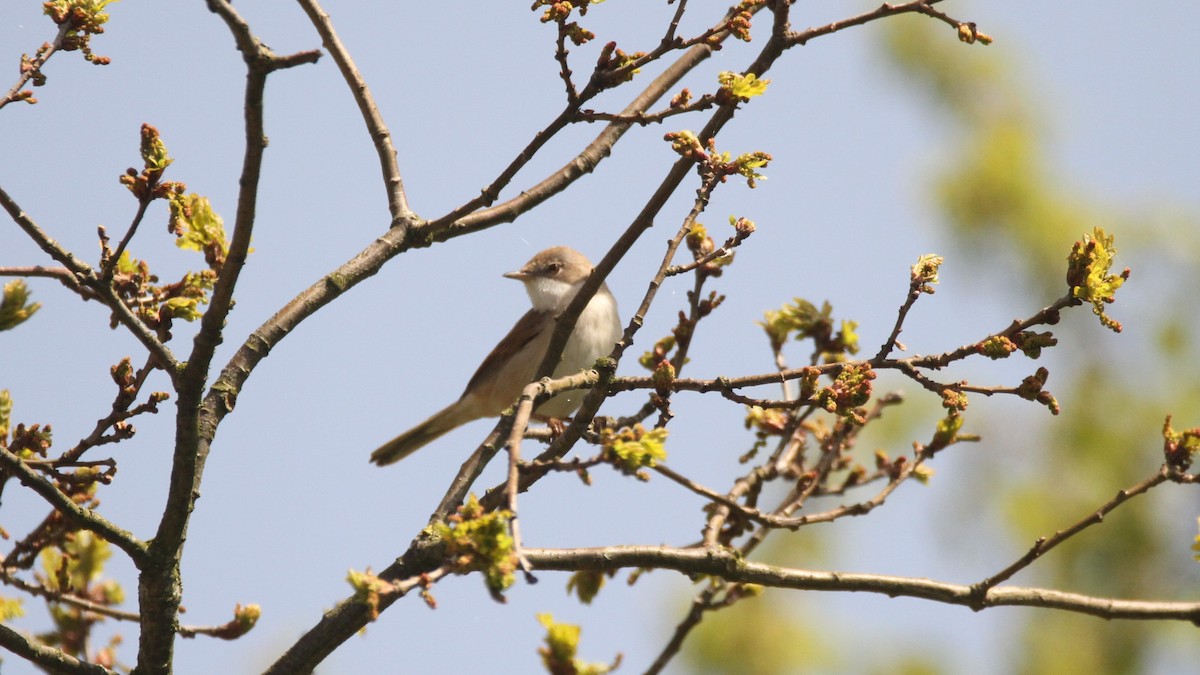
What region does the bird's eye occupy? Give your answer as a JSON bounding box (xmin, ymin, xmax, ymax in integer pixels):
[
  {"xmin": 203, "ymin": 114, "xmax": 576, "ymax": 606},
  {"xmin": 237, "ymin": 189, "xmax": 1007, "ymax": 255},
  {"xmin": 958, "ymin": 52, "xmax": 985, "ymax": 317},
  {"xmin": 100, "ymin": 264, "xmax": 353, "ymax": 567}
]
[{"xmin": 545, "ymin": 262, "xmax": 562, "ymax": 275}]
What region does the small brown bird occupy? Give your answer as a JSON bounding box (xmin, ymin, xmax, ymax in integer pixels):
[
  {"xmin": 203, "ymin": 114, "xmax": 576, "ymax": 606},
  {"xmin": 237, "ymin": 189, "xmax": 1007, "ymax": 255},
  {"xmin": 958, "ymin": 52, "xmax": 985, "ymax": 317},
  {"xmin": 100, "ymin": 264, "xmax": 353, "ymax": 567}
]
[{"xmin": 370, "ymin": 246, "xmax": 622, "ymax": 466}]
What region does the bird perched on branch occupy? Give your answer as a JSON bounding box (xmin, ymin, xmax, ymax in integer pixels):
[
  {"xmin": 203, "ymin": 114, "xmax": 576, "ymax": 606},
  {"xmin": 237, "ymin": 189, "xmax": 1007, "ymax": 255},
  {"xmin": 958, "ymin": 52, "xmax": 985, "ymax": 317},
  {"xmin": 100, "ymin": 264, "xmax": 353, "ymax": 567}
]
[{"xmin": 370, "ymin": 246, "xmax": 622, "ymax": 466}]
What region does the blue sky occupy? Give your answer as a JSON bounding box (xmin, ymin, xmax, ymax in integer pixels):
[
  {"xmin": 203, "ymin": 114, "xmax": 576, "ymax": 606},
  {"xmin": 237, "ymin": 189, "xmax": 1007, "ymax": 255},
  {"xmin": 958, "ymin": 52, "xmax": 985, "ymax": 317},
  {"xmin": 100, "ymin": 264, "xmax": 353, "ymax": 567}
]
[{"xmin": 2, "ymin": 2, "xmax": 1198, "ymax": 673}]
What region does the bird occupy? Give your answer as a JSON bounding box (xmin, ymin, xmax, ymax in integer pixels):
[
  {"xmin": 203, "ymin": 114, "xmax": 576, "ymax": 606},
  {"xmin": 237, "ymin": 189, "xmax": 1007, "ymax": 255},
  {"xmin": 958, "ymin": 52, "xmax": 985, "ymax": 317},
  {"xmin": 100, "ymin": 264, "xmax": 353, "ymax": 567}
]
[{"xmin": 370, "ymin": 246, "xmax": 622, "ymax": 466}]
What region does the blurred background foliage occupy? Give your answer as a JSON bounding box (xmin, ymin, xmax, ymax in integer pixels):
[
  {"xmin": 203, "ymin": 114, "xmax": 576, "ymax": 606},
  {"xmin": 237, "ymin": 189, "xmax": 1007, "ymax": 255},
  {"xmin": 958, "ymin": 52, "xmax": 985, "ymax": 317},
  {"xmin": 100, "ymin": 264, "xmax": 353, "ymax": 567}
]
[{"xmin": 679, "ymin": 14, "xmax": 1200, "ymax": 675}]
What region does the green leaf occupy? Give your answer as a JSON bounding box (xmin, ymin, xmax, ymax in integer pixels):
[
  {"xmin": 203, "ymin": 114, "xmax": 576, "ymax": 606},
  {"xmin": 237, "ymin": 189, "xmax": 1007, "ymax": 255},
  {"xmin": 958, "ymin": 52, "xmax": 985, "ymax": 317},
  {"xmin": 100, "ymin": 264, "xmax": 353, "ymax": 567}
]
[
  {"xmin": 566, "ymin": 570, "xmax": 607, "ymax": 605},
  {"xmin": 0, "ymin": 596, "xmax": 23, "ymax": 623},
  {"xmin": 1193, "ymin": 517, "xmax": 1200, "ymax": 562},
  {"xmin": 0, "ymin": 280, "xmax": 42, "ymax": 331},
  {"xmin": 430, "ymin": 495, "xmax": 518, "ymax": 597},
  {"xmin": 163, "ymin": 296, "xmax": 202, "ymax": 322},
  {"xmin": 41, "ymin": 531, "xmax": 112, "ymax": 592},
  {"xmin": 911, "ymin": 253, "xmax": 943, "ymax": 292},
  {"xmin": 0, "ymin": 389, "xmax": 10, "ymax": 439},
  {"xmin": 138, "ymin": 123, "xmax": 172, "ymax": 173},
  {"xmin": 718, "ymin": 71, "xmax": 771, "ymax": 99},
  {"xmin": 169, "ymin": 193, "xmax": 229, "ymax": 264},
  {"xmin": 603, "ymin": 425, "xmax": 668, "ymax": 478},
  {"xmin": 537, "ymin": 613, "xmax": 614, "ymax": 675},
  {"xmin": 1066, "ymin": 227, "xmax": 1129, "ymax": 333},
  {"xmin": 734, "ymin": 151, "xmax": 772, "ymax": 188}
]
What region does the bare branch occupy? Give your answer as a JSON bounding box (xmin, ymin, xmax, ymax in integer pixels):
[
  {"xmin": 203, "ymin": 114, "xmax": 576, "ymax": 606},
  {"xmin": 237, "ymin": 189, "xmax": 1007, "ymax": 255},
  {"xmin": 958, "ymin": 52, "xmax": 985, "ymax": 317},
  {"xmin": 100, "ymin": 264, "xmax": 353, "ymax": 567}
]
[
  {"xmin": 0, "ymin": 622, "xmax": 114, "ymax": 674},
  {"xmin": 296, "ymin": 0, "xmax": 414, "ymax": 224},
  {"xmin": 0, "ymin": 185, "xmax": 181, "ymax": 375},
  {"xmin": 0, "ymin": 265, "xmax": 97, "ymax": 300},
  {"xmin": 553, "ymin": 21, "xmax": 580, "ymax": 105},
  {"xmin": 430, "ymin": 25, "xmax": 725, "ymax": 239},
  {"xmin": 103, "ymin": 195, "xmax": 153, "ymax": 280},
  {"xmin": 645, "ymin": 586, "xmax": 720, "ymax": 675},
  {"xmin": 2, "ymin": 569, "xmax": 141, "ymax": 623},
  {"xmin": 975, "ymin": 464, "xmax": 1175, "ymax": 592},
  {"xmin": 573, "ymin": 94, "xmax": 720, "ymax": 127},
  {"xmin": 0, "ymin": 447, "xmax": 147, "ymax": 565},
  {"xmin": 875, "ymin": 264, "xmax": 928, "ymax": 360},
  {"xmin": 525, "ymin": 545, "xmax": 1200, "ymax": 623},
  {"xmin": 787, "ymin": 0, "xmax": 949, "ymax": 46}
]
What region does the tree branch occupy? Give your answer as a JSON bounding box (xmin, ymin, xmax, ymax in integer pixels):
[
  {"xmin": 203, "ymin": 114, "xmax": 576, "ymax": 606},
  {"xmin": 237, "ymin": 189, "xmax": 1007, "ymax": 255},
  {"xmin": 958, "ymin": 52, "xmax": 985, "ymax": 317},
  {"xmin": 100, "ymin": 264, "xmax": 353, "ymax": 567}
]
[
  {"xmin": 429, "ymin": 11, "xmax": 735, "ymax": 240},
  {"xmin": 0, "ymin": 265, "xmax": 97, "ymax": 300},
  {"xmin": 0, "ymin": 622, "xmax": 114, "ymax": 674},
  {"xmin": 0, "ymin": 447, "xmax": 147, "ymax": 565},
  {"xmin": 609, "ymin": 292, "xmax": 1080, "ymax": 399},
  {"xmin": 975, "ymin": 464, "xmax": 1176, "ymax": 593},
  {"xmin": 525, "ymin": 545, "xmax": 1200, "ymax": 623},
  {"xmin": 262, "ymin": 535, "xmax": 451, "ymax": 674},
  {"xmin": 787, "ymin": 0, "xmax": 948, "ymax": 46},
  {"xmin": 0, "ymin": 185, "xmax": 181, "ymax": 376},
  {"xmin": 296, "ymin": 0, "xmax": 414, "ymax": 225},
  {"xmin": 0, "ymin": 21, "xmax": 72, "ymax": 110},
  {"xmin": 133, "ymin": 3, "xmax": 322, "ymax": 672}
]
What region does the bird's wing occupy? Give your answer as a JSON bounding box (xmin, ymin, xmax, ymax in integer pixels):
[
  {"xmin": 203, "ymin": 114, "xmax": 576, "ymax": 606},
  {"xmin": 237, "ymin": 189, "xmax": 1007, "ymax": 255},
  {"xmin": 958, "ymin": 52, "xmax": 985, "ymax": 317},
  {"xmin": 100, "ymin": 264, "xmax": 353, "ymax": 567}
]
[{"xmin": 462, "ymin": 308, "xmax": 549, "ymax": 397}]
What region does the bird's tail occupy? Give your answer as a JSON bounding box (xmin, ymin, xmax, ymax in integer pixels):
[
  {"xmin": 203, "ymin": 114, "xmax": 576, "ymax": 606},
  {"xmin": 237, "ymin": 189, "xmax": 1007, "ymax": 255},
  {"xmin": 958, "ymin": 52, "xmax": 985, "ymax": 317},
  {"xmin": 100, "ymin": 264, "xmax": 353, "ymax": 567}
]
[{"xmin": 369, "ymin": 402, "xmax": 470, "ymax": 466}]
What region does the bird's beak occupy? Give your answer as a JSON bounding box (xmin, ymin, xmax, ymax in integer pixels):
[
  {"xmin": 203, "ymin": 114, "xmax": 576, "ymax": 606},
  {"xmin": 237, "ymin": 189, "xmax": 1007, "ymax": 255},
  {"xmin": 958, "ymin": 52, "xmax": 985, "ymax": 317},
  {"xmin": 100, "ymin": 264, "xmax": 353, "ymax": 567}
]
[{"xmin": 503, "ymin": 269, "xmax": 531, "ymax": 281}]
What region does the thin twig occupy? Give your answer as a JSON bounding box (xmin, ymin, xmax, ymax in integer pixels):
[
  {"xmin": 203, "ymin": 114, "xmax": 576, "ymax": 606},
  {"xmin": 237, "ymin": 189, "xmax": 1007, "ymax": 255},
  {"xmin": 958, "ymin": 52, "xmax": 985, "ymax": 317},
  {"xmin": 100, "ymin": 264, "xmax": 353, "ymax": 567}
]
[
  {"xmin": 660, "ymin": 0, "xmax": 691, "ymax": 47},
  {"xmin": 609, "ymin": 292, "xmax": 1080, "ymax": 398},
  {"xmin": 0, "ymin": 185, "xmax": 181, "ymax": 375},
  {"xmin": 62, "ymin": 356, "xmax": 162, "ymax": 463},
  {"xmin": 875, "ymin": 274, "xmax": 925, "ymax": 360},
  {"xmin": 0, "ymin": 21, "xmax": 72, "ymax": 110},
  {"xmin": 974, "ymin": 464, "xmax": 1175, "ymax": 594},
  {"xmin": 664, "ymin": 229, "xmax": 751, "ymax": 277},
  {"xmin": 553, "ymin": 22, "xmax": 580, "ymax": 105},
  {"xmin": 104, "ymin": 195, "xmax": 153, "ymax": 279},
  {"xmin": 429, "ymin": 429, "xmax": 508, "ymax": 525},
  {"xmin": 645, "ymin": 586, "xmax": 714, "ymax": 675},
  {"xmin": 427, "ymin": 4, "xmax": 749, "ymax": 233},
  {"xmin": 0, "ymin": 266, "xmax": 97, "ymax": 300},
  {"xmin": 0, "ymin": 447, "xmax": 147, "ymax": 565},
  {"xmin": 587, "ymin": 4, "xmax": 758, "ymax": 92},
  {"xmin": 787, "ymin": 0, "xmax": 947, "ymax": 46},
  {"xmin": 295, "ymin": 0, "xmax": 413, "ymax": 224},
  {"xmin": 2, "ymin": 570, "xmax": 140, "ymax": 622},
  {"xmin": 433, "ymin": 16, "xmax": 731, "ymax": 240},
  {"xmin": 503, "ymin": 383, "xmax": 540, "ymax": 576},
  {"xmin": 573, "ymin": 95, "xmax": 719, "ymax": 126}
]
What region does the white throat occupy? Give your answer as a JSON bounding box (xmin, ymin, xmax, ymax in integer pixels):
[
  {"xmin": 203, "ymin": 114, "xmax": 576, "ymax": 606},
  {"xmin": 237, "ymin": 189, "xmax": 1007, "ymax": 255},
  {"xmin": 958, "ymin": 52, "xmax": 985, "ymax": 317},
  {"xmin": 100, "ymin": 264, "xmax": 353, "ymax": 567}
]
[{"xmin": 524, "ymin": 277, "xmax": 580, "ymax": 313}]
